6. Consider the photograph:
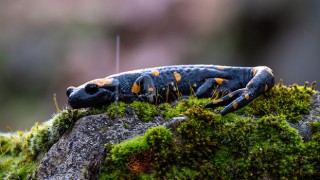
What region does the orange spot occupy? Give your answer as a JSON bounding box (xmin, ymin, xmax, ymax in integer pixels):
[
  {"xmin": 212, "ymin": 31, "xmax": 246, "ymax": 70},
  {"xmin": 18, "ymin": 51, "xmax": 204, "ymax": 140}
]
[
  {"xmin": 264, "ymin": 84, "xmax": 268, "ymax": 92},
  {"xmin": 151, "ymin": 69, "xmax": 160, "ymax": 76},
  {"xmin": 131, "ymin": 83, "xmax": 140, "ymax": 93},
  {"xmin": 215, "ymin": 78, "xmax": 224, "ymax": 85},
  {"xmin": 88, "ymin": 78, "xmax": 113, "ymax": 86},
  {"xmin": 265, "ymin": 69, "xmax": 274, "ymax": 77},
  {"xmin": 173, "ymin": 72, "xmax": 182, "ymax": 82},
  {"xmin": 148, "ymin": 87, "xmax": 154, "ymax": 92},
  {"xmin": 215, "ymin": 65, "xmax": 225, "ymax": 70},
  {"xmin": 228, "ymin": 93, "xmax": 233, "ymax": 98},
  {"xmin": 213, "ymin": 99, "xmax": 223, "ymax": 104},
  {"xmin": 233, "ymin": 102, "xmax": 238, "ymax": 109},
  {"xmin": 252, "ymin": 68, "xmax": 257, "ymax": 76},
  {"xmin": 243, "ymin": 88, "xmax": 249, "ymax": 91},
  {"xmin": 245, "ymin": 94, "xmax": 249, "ymax": 100}
]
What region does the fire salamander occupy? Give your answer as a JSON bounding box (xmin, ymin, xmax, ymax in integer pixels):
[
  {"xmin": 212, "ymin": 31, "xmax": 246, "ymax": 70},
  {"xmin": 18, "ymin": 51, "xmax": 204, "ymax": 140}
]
[{"xmin": 66, "ymin": 65, "xmax": 275, "ymax": 115}]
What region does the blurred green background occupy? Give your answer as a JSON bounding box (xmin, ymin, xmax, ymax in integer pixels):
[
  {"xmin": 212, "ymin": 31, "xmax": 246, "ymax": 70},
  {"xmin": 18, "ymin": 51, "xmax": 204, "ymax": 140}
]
[{"xmin": 1, "ymin": 0, "xmax": 319, "ymax": 131}]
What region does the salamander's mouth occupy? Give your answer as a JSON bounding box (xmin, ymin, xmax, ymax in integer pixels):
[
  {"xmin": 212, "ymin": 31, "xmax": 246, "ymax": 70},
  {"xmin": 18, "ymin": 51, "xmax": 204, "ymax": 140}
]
[
  {"xmin": 67, "ymin": 85, "xmax": 110, "ymax": 109},
  {"xmin": 68, "ymin": 97, "xmax": 107, "ymax": 109}
]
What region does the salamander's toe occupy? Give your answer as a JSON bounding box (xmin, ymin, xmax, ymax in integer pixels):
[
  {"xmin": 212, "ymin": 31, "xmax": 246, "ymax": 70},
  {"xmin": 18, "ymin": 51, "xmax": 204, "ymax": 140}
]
[
  {"xmin": 221, "ymin": 91, "xmax": 252, "ymax": 115},
  {"xmin": 204, "ymin": 102, "xmax": 214, "ymax": 108},
  {"xmin": 205, "ymin": 88, "xmax": 252, "ymax": 116},
  {"xmin": 138, "ymin": 93, "xmax": 155, "ymax": 103}
]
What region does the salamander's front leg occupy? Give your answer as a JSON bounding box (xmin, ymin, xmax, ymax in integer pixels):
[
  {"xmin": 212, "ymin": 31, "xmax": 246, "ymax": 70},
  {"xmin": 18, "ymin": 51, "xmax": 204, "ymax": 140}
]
[
  {"xmin": 195, "ymin": 78, "xmax": 231, "ymax": 98},
  {"xmin": 205, "ymin": 66, "xmax": 275, "ymax": 115},
  {"xmin": 131, "ymin": 75, "xmax": 156, "ymax": 102}
]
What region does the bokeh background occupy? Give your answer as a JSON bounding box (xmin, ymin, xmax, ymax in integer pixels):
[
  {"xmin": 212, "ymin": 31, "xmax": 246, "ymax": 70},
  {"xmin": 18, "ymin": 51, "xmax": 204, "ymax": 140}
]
[{"xmin": 1, "ymin": 0, "xmax": 319, "ymax": 131}]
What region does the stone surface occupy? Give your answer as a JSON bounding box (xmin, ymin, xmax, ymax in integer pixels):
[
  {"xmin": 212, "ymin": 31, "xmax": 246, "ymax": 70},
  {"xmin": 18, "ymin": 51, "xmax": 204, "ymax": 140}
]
[
  {"xmin": 289, "ymin": 92, "xmax": 320, "ymax": 140},
  {"xmin": 36, "ymin": 112, "xmax": 184, "ymax": 180}
]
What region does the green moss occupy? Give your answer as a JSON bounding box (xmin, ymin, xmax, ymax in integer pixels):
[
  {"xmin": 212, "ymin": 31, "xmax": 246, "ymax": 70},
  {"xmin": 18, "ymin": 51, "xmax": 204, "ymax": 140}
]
[
  {"xmin": 302, "ymin": 133, "xmax": 320, "ymax": 177},
  {"xmin": 161, "ymin": 97, "xmax": 212, "ymax": 119},
  {"xmin": 27, "ymin": 109, "xmax": 88, "ymax": 157},
  {"xmin": 310, "ymin": 120, "xmax": 320, "ymax": 134},
  {"xmin": 0, "ymin": 154, "xmax": 38, "ymax": 179},
  {"xmin": 99, "ymin": 126, "xmax": 174, "ymax": 179},
  {"xmin": 98, "ymin": 84, "xmax": 318, "ymax": 179},
  {"xmin": 130, "ymin": 101, "xmax": 158, "ymax": 122},
  {"xmin": 238, "ymin": 83, "xmax": 315, "ymax": 123},
  {"xmin": 106, "ymin": 102, "xmax": 127, "ymax": 118},
  {"xmin": 0, "ymin": 108, "xmax": 88, "ymax": 178}
]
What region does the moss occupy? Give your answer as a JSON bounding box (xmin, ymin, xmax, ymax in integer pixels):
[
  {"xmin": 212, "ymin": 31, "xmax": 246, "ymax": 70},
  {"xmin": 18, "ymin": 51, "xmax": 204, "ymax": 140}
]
[
  {"xmin": 238, "ymin": 83, "xmax": 315, "ymax": 123},
  {"xmin": 302, "ymin": 133, "xmax": 320, "ymax": 177},
  {"xmin": 98, "ymin": 83, "xmax": 318, "ymax": 179},
  {"xmin": 310, "ymin": 120, "xmax": 320, "ymax": 134},
  {"xmin": 0, "ymin": 108, "xmax": 88, "ymax": 178},
  {"xmin": 99, "ymin": 126, "xmax": 174, "ymax": 179},
  {"xmin": 106, "ymin": 102, "xmax": 127, "ymax": 118},
  {"xmin": 130, "ymin": 101, "xmax": 158, "ymax": 122},
  {"xmin": 27, "ymin": 109, "xmax": 88, "ymax": 157},
  {"xmin": 0, "ymin": 154, "xmax": 38, "ymax": 179},
  {"xmin": 160, "ymin": 97, "xmax": 212, "ymax": 120}
]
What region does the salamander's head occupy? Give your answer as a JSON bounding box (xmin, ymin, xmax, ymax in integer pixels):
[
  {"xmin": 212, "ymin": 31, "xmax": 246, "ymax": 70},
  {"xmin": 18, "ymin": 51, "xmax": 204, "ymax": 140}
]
[{"xmin": 66, "ymin": 78, "xmax": 116, "ymax": 109}]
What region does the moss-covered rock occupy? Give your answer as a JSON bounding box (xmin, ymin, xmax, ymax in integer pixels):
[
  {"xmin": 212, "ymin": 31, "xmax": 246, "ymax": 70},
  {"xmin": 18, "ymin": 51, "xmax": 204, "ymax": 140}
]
[{"xmin": 0, "ymin": 82, "xmax": 319, "ymax": 179}]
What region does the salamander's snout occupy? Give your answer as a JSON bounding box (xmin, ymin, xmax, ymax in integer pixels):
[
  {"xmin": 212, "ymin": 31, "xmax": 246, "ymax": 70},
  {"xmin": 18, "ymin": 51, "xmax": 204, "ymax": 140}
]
[{"xmin": 66, "ymin": 86, "xmax": 75, "ymax": 97}]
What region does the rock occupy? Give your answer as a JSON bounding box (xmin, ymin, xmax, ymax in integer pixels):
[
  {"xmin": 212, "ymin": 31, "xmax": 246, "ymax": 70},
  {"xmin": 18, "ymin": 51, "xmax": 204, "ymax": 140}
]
[
  {"xmin": 36, "ymin": 113, "xmax": 185, "ymax": 179},
  {"xmin": 288, "ymin": 92, "xmax": 320, "ymax": 140},
  {"xmin": 36, "ymin": 92, "xmax": 320, "ymax": 179}
]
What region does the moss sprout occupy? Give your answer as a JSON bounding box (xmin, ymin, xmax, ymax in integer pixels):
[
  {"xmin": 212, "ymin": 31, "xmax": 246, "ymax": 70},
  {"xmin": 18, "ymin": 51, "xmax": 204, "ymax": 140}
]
[
  {"xmin": 106, "ymin": 102, "xmax": 127, "ymax": 118},
  {"xmin": 160, "ymin": 97, "xmax": 212, "ymax": 120},
  {"xmin": 130, "ymin": 101, "xmax": 158, "ymax": 122}
]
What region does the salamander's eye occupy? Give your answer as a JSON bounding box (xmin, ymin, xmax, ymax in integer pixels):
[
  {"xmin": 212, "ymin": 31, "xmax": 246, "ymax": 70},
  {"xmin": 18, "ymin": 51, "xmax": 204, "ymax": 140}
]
[
  {"xmin": 85, "ymin": 84, "xmax": 99, "ymax": 94},
  {"xmin": 66, "ymin": 86, "xmax": 75, "ymax": 97}
]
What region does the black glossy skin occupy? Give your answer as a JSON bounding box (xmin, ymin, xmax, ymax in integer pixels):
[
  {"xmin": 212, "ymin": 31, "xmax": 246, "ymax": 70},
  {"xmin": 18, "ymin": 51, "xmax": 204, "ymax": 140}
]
[{"xmin": 66, "ymin": 65, "xmax": 275, "ymax": 115}]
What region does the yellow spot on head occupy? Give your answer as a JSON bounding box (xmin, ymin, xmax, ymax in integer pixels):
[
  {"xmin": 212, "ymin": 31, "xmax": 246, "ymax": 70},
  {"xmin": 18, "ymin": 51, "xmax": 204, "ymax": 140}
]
[
  {"xmin": 148, "ymin": 87, "xmax": 154, "ymax": 92},
  {"xmin": 104, "ymin": 78, "xmax": 113, "ymax": 85},
  {"xmin": 193, "ymin": 83, "xmax": 197, "ymax": 87},
  {"xmin": 170, "ymin": 82, "xmax": 175, "ymax": 86},
  {"xmin": 265, "ymin": 69, "xmax": 274, "ymax": 77},
  {"xmin": 151, "ymin": 69, "xmax": 160, "ymax": 76},
  {"xmin": 131, "ymin": 83, "xmax": 140, "ymax": 94},
  {"xmin": 228, "ymin": 93, "xmax": 233, "ymax": 98},
  {"xmin": 215, "ymin": 78, "xmax": 224, "ymax": 85},
  {"xmin": 173, "ymin": 72, "xmax": 182, "ymax": 82},
  {"xmin": 215, "ymin": 66, "xmax": 225, "ymax": 70},
  {"xmin": 173, "ymin": 87, "xmax": 177, "ymax": 91},
  {"xmin": 264, "ymin": 84, "xmax": 268, "ymax": 92},
  {"xmin": 88, "ymin": 78, "xmax": 113, "ymax": 86},
  {"xmin": 213, "ymin": 99, "xmax": 223, "ymax": 105},
  {"xmin": 233, "ymin": 102, "xmax": 238, "ymax": 109},
  {"xmin": 245, "ymin": 94, "xmax": 249, "ymax": 100}
]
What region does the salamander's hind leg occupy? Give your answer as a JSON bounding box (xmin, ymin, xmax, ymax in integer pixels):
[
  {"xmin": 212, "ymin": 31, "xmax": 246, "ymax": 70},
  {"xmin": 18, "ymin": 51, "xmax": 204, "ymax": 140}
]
[
  {"xmin": 131, "ymin": 75, "xmax": 156, "ymax": 103},
  {"xmin": 205, "ymin": 66, "xmax": 275, "ymax": 115}
]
